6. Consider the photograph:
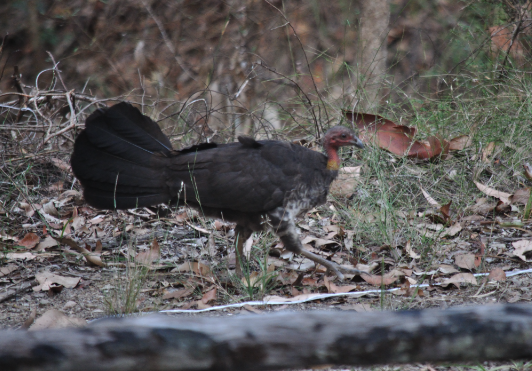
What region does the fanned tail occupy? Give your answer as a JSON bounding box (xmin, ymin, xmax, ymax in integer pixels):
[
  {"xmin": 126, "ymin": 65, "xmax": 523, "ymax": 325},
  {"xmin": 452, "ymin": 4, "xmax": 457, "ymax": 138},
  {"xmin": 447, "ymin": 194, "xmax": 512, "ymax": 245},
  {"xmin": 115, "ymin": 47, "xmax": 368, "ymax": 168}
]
[{"xmin": 71, "ymin": 102, "xmax": 174, "ymax": 209}]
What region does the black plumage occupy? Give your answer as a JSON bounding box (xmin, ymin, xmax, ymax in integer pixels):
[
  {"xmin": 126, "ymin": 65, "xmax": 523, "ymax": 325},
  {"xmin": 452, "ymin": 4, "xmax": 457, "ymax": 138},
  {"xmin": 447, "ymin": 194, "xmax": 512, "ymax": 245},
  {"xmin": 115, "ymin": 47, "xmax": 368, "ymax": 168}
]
[{"xmin": 71, "ymin": 102, "xmax": 365, "ymax": 279}]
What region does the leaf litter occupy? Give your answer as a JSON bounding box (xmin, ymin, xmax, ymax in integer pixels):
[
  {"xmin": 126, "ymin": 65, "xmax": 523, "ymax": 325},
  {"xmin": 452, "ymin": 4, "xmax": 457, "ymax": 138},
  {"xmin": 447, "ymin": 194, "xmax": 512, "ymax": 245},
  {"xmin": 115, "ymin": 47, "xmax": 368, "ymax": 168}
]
[{"xmin": 1, "ymin": 116, "xmax": 532, "ymax": 330}]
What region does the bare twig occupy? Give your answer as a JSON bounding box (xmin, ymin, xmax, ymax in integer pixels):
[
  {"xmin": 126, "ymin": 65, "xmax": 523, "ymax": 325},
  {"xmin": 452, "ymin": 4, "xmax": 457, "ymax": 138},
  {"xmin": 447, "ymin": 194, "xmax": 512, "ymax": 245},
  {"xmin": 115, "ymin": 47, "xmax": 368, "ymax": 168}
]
[
  {"xmin": 263, "ymin": 0, "xmax": 328, "ymax": 136},
  {"xmin": 140, "ymin": 0, "xmax": 198, "ymax": 84}
]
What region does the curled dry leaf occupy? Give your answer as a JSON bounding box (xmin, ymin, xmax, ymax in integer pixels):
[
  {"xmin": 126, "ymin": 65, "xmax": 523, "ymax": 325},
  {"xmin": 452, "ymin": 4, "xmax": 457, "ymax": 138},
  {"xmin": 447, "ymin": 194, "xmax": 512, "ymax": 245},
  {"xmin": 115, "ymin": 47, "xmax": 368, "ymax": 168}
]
[
  {"xmin": 444, "ymin": 222, "xmax": 462, "ymax": 237},
  {"xmin": 29, "ymin": 309, "xmax": 86, "ymax": 330},
  {"xmin": 21, "ymin": 308, "xmax": 37, "ymax": 330},
  {"xmin": 468, "ymin": 198, "xmax": 497, "ymax": 215},
  {"xmin": 35, "ymin": 235, "xmax": 58, "ymax": 252},
  {"xmin": 33, "ymin": 271, "xmax": 80, "ymax": 291},
  {"xmin": 344, "ymin": 111, "xmax": 449, "ymax": 160},
  {"xmin": 175, "ymin": 261, "xmax": 212, "ymax": 277},
  {"xmin": 440, "ymin": 201, "xmax": 452, "ymax": 223},
  {"xmin": 19, "ymin": 202, "xmax": 38, "ymax": 218},
  {"xmin": 49, "ymin": 157, "xmax": 71, "ymax": 172},
  {"xmin": 441, "ymin": 273, "xmax": 478, "ymax": 286},
  {"xmin": 449, "ymin": 135, "xmax": 472, "ymax": 151},
  {"xmin": 438, "ymin": 264, "xmax": 459, "ymax": 274},
  {"xmin": 511, "ymin": 240, "xmax": 532, "ymax": 261},
  {"xmin": 0, "ymin": 264, "xmax": 19, "ymax": 277},
  {"xmin": 454, "ymin": 253, "xmax": 479, "ymax": 270},
  {"xmin": 488, "ymin": 267, "xmax": 506, "ymax": 281},
  {"xmin": 474, "ymin": 181, "xmax": 511, "ymax": 204},
  {"xmin": 481, "ymin": 142, "xmax": 497, "ymax": 163},
  {"xmin": 323, "ymin": 275, "xmax": 357, "ymax": 293},
  {"xmin": 162, "ymin": 287, "xmax": 195, "ymax": 300},
  {"xmin": 42, "ymin": 200, "xmax": 59, "ymax": 217},
  {"xmin": 6, "ymin": 252, "xmax": 36, "ymax": 261},
  {"xmin": 420, "ymin": 187, "xmax": 441, "ymax": 207},
  {"xmin": 524, "ymin": 163, "xmax": 532, "ymax": 180},
  {"xmin": 405, "ymin": 241, "xmax": 421, "ymax": 259},
  {"xmin": 201, "ymin": 288, "xmax": 217, "ymax": 304},
  {"xmin": 362, "ymin": 270, "xmax": 403, "ymax": 286},
  {"xmin": 18, "ymin": 233, "xmax": 40, "ymax": 249},
  {"xmin": 509, "ymin": 188, "xmax": 531, "ymax": 205},
  {"xmin": 136, "ymin": 239, "xmax": 160, "ymax": 266},
  {"xmin": 55, "ymin": 236, "xmax": 106, "ymax": 267}
]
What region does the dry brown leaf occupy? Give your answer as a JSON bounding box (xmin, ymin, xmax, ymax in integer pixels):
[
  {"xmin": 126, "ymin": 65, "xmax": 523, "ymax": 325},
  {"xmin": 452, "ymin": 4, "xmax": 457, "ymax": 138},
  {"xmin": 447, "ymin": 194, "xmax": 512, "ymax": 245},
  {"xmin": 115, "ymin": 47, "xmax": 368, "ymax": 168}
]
[
  {"xmin": 488, "ymin": 267, "xmax": 506, "ymax": 281},
  {"xmin": 42, "ymin": 201, "xmax": 59, "ymax": 217},
  {"xmin": 18, "ymin": 233, "xmax": 40, "ymax": 249},
  {"xmin": 19, "ymin": 202, "xmax": 38, "ymax": 218},
  {"xmin": 510, "ymin": 188, "xmax": 531, "ymax": 205},
  {"xmin": 136, "ymin": 239, "xmax": 160, "ymax": 265},
  {"xmin": 405, "ymin": 241, "xmax": 420, "ymax": 259},
  {"xmin": 243, "ymin": 304, "xmax": 263, "ymax": 314},
  {"xmin": 362, "ymin": 270, "xmax": 403, "ymax": 286},
  {"xmin": 314, "ymin": 238, "xmax": 338, "ymax": 248},
  {"xmin": 263, "ymin": 293, "xmax": 321, "ymax": 303},
  {"xmin": 49, "ymin": 157, "xmax": 71, "ymax": 172},
  {"xmin": 512, "ymin": 240, "xmax": 532, "ymax": 261},
  {"xmin": 442, "ymin": 273, "xmax": 477, "ymax": 286},
  {"xmin": 449, "ymin": 135, "xmax": 472, "ymax": 151},
  {"xmin": 323, "ymin": 275, "xmax": 357, "ymax": 293},
  {"xmin": 0, "ymin": 263, "xmax": 19, "ymax": 277},
  {"xmin": 454, "ymin": 253, "xmax": 479, "ymax": 270},
  {"xmin": 162, "ymin": 287, "xmax": 195, "ymax": 300},
  {"xmin": 344, "ymin": 111, "xmax": 449, "ymax": 160},
  {"xmin": 201, "ymin": 288, "xmax": 217, "ymax": 304},
  {"xmin": 421, "ymin": 187, "xmax": 441, "ymax": 207},
  {"xmin": 21, "ymin": 308, "xmax": 37, "ymax": 329},
  {"xmin": 6, "ymin": 252, "xmax": 36, "ymax": 261},
  {"xmin": 524, "ymin": 163, "xmax": 532, "ymax": 180},
  {"xmin": 474, "ymin": 181, "xmax": 511, "ymax": 204},
  {"xmin": 438, "ymin": 264, "xmax": 459, "ymax": 274},
  {"xmin": 175, "ymin": 261, "xmax": 212, "ymax": 277},
  {"xmin": 29, "ymin": 309, "xmax": 86, "ymax": 330},
  {"xmin": 33, "ymin": 271, "xmax": 80, "ymax": 291},
  {"xmin": 56, "ymin": 236, "xmax": 106, "ymax": 267},
  {"xmin": 481, "ymin": 142, "xmax": 497, "ymax": 163},
  {"xmin": 35, "ymin": 236, "xmax": 58, "ymax": 251},
  {"xmin": 71, "ymin": 216, "xmax": 85, "ymax": 230},
  {"xmin": 440, "ymin": 201, "xmax": 452, "ymax": 223},
  {"xmin": 468, "ymin": 198, "xmax": 496, "ymax": 215},
  {"xmin": 444, "ymin": 223, "xmax": 462, "ymax": 237}
]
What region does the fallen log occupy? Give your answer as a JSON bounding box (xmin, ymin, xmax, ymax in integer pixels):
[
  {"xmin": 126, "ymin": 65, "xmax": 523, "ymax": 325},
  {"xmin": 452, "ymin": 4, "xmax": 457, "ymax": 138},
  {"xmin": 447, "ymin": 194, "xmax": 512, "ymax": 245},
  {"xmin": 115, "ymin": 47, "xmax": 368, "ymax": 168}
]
[{"xmin": 1, "ymin": 303, "xmax": 532, "ymax": 371}]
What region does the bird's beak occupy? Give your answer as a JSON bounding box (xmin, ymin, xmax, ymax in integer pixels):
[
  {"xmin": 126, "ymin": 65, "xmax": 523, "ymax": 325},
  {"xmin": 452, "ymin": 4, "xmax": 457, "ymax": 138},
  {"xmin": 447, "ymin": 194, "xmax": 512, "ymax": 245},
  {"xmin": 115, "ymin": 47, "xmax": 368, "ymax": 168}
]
[{"xmin": 350, "ymin": 136, "xmax": 365, "ymax": 149}]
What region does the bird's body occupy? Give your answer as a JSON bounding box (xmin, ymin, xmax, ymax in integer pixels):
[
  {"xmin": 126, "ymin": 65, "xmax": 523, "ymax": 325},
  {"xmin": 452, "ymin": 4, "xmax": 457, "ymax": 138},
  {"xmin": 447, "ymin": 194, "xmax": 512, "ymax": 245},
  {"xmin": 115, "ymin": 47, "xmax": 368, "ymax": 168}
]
[{"xmin": 71, "ymin": 102, "xmax": 364, "ymax": 279}]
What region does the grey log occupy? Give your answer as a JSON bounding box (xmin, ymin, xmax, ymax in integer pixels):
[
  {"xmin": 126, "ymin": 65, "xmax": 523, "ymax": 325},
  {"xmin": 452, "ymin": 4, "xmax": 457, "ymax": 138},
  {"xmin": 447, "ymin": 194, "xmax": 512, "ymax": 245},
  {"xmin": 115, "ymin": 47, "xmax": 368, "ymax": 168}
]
[{"xmin": 1, "ymin": 304, "xmax": 532, "ymax": 371}]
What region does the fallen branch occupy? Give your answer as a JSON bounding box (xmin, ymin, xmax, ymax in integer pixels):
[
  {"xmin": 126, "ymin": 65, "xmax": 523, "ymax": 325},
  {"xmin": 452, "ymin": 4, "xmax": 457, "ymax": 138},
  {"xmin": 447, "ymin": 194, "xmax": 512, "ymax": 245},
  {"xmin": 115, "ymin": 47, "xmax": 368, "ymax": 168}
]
[{"xmin": 1, "ymin": 304, "xmax": 532, "ymax": 370}]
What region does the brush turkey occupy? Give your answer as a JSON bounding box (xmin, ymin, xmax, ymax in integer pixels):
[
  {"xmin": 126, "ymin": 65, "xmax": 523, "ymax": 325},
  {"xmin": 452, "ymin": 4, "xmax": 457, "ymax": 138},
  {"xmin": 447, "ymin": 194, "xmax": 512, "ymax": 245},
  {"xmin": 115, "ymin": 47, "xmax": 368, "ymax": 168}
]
[{"xmin": 71, "ymin": 102, "xmax": 365, "ymax": 279}]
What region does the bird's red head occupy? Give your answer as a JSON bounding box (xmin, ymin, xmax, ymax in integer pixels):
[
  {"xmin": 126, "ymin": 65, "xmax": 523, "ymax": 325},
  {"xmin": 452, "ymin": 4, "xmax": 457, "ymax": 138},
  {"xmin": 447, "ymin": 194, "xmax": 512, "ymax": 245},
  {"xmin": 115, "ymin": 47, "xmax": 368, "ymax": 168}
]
[{"xmin": 323, "ymin": 126, "xmax": 364, "ymax": 170}]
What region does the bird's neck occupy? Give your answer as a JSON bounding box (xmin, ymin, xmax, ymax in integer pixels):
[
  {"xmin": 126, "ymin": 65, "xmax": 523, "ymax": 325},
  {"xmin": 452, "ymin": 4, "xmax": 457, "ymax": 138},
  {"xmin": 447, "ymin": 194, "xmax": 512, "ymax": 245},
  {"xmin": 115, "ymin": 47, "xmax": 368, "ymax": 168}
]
[{"xmin": 325, "ymin": 146, "xmax": 341, "ymax": 170}]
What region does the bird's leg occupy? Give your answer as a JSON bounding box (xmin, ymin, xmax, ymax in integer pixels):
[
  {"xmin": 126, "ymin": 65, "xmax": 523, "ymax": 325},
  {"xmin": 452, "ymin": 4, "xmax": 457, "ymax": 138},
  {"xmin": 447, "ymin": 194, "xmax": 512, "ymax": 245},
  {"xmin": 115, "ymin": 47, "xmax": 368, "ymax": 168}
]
[
  {"xmin": 234, "ymin": 225, "xmax": 252, "ymax": 278},
  {"xmin": 272, "ymin": 213, "xmax": 365, "ymax": 281}
]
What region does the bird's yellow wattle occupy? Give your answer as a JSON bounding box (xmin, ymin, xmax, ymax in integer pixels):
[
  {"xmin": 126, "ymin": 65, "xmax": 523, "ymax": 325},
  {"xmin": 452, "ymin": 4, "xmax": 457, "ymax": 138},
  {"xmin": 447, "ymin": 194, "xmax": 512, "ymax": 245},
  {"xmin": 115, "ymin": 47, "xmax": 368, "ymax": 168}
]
[{"xmin": 326, "ymin": 158, "xmax": 340, "ymax": 170}]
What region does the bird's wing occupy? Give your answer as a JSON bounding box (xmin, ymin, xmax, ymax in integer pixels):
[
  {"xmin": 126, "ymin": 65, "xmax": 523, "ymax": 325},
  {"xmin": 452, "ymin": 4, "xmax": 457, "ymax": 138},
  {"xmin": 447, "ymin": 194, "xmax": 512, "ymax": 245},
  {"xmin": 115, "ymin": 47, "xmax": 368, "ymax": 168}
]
[{"xmin": 167, "ymin": 141, "xmax": 328, "ymax": 213}]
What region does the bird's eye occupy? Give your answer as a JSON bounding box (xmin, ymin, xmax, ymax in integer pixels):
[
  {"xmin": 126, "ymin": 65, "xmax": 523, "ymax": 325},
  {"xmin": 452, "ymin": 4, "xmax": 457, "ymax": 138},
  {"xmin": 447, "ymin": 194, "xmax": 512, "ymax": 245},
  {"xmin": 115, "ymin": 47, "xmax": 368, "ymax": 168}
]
[{"xmin": 341, "ymin": 133, "xmax": 347, "ymax": 138}]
